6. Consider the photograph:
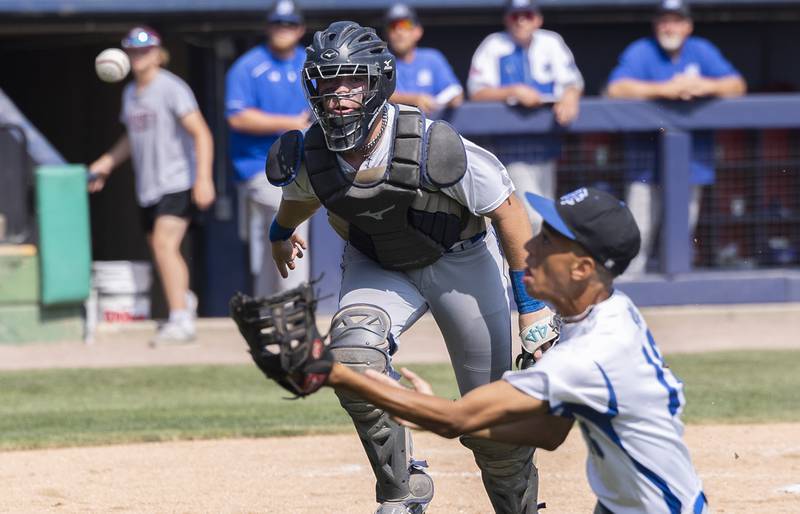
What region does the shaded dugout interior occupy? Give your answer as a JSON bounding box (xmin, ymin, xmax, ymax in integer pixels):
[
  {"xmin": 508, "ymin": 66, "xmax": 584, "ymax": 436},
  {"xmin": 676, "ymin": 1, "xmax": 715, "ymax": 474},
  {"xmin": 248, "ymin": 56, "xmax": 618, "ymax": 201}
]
[{"xmin": 1, "ymin": 3, "xmax": 799, "ymax": 316}]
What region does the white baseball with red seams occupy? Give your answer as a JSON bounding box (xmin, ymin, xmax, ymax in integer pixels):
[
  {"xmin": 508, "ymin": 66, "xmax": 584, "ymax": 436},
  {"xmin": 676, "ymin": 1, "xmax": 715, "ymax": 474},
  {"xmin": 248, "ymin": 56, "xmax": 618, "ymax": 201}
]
[{"xmin": 95, "ymin": 48, "xmax": 130, "ymax": 83}]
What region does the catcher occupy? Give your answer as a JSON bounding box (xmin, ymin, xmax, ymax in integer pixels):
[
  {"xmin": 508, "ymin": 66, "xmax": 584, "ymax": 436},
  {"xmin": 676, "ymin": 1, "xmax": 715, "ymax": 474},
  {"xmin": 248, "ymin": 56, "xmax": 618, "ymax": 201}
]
[
  {"xmin": 232, "ymin": 188, "xmax": 709, "ymax": 514},
  {"xmin": 251, "ymin": 19, "xmax": 559, "ymax": 514}
]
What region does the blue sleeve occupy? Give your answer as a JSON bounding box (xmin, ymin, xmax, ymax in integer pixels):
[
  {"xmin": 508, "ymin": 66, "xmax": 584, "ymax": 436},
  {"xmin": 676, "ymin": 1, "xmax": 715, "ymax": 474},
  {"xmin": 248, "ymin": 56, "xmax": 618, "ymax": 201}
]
[
  {"xmin": 430, "ymin": 50, "xmax": 462, "ymax": 95},
  {"xmin": 608, "ymin": 40, "xmax": 651, "ymax": 83},
  {"xmin": 225, "ymin": 58, "xmax": 254, "ymax": 117},
  {"xmin": 695, "ymin": 38, "xmax": 740, "ymax": 78}
]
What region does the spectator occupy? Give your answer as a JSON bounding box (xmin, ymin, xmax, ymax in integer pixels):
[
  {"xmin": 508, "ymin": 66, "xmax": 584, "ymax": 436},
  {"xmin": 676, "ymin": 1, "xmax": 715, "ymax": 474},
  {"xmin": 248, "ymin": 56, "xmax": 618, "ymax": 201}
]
[
  {"xmin": 384, "ymin": 3, "xmax": 464, "ymax": 113},
  {"xmin": 607, "ymin": 0, "xmax": 746, "ymax": 275},
  {"xmin": 89, "ymin": 26, "xmax": 215, "ymax": 344},
  {"xmin": 225, "ymin": 0, "xmax": 311, "ymax": 297},
  {"xmin": 468, "ymin": 0, "xmax": 583, "ymax": 232}
]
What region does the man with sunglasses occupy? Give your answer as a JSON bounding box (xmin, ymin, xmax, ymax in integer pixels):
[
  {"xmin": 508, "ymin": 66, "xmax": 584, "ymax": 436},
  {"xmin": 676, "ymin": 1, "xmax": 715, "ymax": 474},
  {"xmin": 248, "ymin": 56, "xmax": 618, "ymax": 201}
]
[
  {"xmin": 225, "ymin": 0, "xmax": 311, "ymax": 298},
  {"xmin": 265, "ymin": 20, "xmax": 559, "ymax": 514},
  {"xmin": 468, "ymin": 0, "xmax": 583, "ymax": 233},
  {"xmin": 384, "ymin": 3, "xmax": 464, "ymax": 114}
]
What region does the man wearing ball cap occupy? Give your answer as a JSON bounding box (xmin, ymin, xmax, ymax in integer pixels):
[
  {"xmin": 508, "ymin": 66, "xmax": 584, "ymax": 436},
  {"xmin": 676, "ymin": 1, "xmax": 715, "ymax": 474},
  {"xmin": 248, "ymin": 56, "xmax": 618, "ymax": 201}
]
[
  {"xmin": 322, "ymin": 188, "xmax": 710, "ymax": 513},
  {"xmin": 90, "ymin": 25, "xmax": 215, "ymax": 344},
  {"xmin": 225, "ymin": 0, "xmax": 311, "ymax": 299}
]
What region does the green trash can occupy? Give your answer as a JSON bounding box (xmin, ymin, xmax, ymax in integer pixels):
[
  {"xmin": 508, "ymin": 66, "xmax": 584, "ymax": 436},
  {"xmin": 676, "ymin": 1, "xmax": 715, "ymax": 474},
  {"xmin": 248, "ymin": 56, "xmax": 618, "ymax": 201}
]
[{"xmin": 35, "ymin": 164, "xmax": 91, "ymax": 305}]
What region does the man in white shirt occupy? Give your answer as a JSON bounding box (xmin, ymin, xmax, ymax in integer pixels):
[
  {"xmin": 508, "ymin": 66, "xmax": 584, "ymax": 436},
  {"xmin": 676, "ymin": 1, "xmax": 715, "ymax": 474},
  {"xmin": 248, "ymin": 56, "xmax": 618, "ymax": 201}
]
[
  {"xmin": 468, "ymin": 0, "xmax": 583, "ymax": 231},
  {"xmin": 324, "ymin": 187, "xmax": 709, "ymax": 513}
]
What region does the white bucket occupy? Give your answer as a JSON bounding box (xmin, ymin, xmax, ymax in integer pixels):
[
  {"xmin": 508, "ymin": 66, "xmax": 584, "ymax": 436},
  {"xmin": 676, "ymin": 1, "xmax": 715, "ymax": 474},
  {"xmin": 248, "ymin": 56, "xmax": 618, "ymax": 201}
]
[
  {"xmin": 91, "ymin": 261, "xmax": 152, "ymax": 323},
  {"xmin": 97, "ymin": 293, "xmax": 151, "ymax": 322},
  {"xmin": 92, "ymin": 260, "xmax": 152, "ymax": 295}
]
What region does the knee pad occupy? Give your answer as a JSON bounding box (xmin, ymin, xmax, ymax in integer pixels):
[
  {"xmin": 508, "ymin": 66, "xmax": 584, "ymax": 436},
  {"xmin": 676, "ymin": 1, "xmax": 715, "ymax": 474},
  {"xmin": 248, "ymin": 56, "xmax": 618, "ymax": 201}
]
[
  {"xmin": 329, "ymin": 303, "xmax": 393, "ymax": 375},
  {"xmin": 329, "ymin": 304, "xmax": 433, "ymax": 510},
  {"xmin": 460, "ymin": 436, "xmax": 538, "ymax": 514}
]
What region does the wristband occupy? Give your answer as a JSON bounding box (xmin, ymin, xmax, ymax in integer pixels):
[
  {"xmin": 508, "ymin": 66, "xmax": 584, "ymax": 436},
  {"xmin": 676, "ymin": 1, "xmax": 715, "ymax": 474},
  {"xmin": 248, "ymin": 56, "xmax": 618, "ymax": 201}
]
[
  {"xmin": 269, "ymin": 218, "xmax": 295, "ymax": 242},
  {"xmin": 509, "ymin": 269, "xmax": 544, "ymax": 314}
]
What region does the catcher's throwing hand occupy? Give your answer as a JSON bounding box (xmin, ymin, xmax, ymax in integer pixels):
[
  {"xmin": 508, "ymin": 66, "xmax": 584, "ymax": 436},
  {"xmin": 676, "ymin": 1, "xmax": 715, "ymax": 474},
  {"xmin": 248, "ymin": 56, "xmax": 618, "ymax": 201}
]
[
  {"xmin": 271, "ymin": 233, "xmax": 307, "ymax": 278},
  {"xmin": 229, "ymin": 282, "xmax": 332, "ymax": 398}
]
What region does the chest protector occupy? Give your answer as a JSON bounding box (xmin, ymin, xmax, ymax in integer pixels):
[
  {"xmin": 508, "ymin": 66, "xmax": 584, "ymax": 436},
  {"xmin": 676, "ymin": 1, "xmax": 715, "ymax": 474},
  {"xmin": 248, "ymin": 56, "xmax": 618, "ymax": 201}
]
[{"xmin": 301, "ymin": 105, "xmax": 483, "ymax": 271}]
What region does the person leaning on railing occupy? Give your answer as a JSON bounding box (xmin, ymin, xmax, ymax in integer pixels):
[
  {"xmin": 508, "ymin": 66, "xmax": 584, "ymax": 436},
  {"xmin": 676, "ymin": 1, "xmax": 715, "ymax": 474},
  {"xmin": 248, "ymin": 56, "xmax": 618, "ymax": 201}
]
[
  {"xmin": 606, "ymin": 0, "xmax": 746, "ymax": 276},
  {"xmin": 467, "ymin": 0, "xmax": 584, "ymax": 234}
]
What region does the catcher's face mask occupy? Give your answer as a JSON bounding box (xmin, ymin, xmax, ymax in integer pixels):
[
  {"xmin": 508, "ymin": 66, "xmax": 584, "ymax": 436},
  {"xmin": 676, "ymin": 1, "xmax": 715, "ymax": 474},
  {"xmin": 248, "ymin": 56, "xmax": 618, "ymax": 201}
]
[{"xmin": 303, "ymin": 64, "xmax": 385, "ymax": 152}]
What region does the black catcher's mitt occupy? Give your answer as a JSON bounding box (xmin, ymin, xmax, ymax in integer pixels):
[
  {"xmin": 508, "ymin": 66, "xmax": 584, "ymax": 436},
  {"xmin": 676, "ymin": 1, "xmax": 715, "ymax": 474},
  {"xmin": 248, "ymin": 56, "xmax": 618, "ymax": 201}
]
[{"xmin": 229, "ymin": 283, "xmax": 332, "ymax": 398}]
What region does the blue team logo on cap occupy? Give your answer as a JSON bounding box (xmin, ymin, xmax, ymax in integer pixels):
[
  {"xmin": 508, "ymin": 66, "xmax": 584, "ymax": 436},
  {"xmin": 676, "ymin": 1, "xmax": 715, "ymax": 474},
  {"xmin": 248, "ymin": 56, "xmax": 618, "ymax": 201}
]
[
  {"xmin": 663, "ymin": 0, "xmax": 683, "ymax": 8},
  {"xmin": 559, "ymin": 188, "xmax": 589, "ymax": 206}
]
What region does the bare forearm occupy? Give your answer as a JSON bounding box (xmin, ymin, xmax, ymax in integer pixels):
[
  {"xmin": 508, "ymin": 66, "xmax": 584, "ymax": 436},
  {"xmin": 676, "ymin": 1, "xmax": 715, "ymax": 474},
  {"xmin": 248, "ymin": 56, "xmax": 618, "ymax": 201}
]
[
  {"xmin": 470, "ymin": 86, "xmax": 516, "ymax": 103},
  {"xmin": 275, "ymin": 198, "xmax": 320, "ymax": 228},
  {"xmin": 473, "ymin": 415, "xmax": 574, "ymax": 450},
  {"xmin": 606, "ymin": 79, "xmax": 668, "ymax": 100},
  {"xmin": 711, "ymin": 76, "xmax": 747, "ymax": 97},
  {"xmin": 106, "ymin": 135, "xmax": 131, "ymax": 169},
  {"xmin": 193, "ymin": 123, "xmax": 214, "ymax": 183},
  {"xmin": 488, "ymin": 195, "xmax": 534, "ymax": 270},
  {"xmin": 228, "ymin": 109, "xmax": 304, "ymax": 135}
]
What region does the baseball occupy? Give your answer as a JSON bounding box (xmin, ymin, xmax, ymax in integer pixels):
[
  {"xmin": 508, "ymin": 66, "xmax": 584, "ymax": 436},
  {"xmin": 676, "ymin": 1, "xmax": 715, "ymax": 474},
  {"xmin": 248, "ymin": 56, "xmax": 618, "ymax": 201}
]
[{"xmin": 95, "ymin": 48, "xmax": 130, "ymax": 83}]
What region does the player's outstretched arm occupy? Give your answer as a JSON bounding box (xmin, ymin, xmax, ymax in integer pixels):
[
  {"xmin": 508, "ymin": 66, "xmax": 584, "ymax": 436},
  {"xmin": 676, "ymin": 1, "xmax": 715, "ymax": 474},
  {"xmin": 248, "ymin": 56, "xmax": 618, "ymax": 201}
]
[{"xmin": 328, "ymin": 362, "xmax": 547, "ymax": 439}]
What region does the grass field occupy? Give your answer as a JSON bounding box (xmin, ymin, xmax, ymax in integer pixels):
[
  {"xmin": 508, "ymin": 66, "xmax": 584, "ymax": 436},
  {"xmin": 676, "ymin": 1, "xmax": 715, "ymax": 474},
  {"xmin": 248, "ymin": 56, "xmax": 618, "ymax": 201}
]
[{"xmin": 1, "ymin": 350, "xmax": 798, "ymax": 451}]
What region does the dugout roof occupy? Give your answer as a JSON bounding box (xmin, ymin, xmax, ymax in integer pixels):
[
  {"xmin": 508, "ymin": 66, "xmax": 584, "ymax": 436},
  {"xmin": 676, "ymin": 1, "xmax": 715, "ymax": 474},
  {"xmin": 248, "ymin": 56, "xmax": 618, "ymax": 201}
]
[{"xmin": 0, "ymin": 0, "xmax": 796, "ymax": 15}]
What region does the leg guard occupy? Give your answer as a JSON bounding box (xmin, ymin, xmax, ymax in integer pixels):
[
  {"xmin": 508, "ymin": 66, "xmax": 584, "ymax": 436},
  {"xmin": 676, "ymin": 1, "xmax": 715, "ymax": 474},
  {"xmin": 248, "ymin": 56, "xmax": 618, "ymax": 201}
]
[
  {"xmin": 460, "ymin": 435, "xmax": 539, "ymax": 514},
  {"xmin": 329, "ymin": 305, "xmax": 434, "ymax": 513}
]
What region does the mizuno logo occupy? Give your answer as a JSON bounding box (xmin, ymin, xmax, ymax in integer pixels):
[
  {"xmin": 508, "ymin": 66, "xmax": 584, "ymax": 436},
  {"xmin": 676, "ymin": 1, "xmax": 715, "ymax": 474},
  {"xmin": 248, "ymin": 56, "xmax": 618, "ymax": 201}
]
[
  {"xmin": 383, "ymin": 60, "xmax": 393, "ymax": 70},
  {"xmin": 321, "ymin": 49, "xmax": 339, "ymax": 60},
  {"xmin": 357, "ymin": 205, "xmax": 395, "ymax": 221}
]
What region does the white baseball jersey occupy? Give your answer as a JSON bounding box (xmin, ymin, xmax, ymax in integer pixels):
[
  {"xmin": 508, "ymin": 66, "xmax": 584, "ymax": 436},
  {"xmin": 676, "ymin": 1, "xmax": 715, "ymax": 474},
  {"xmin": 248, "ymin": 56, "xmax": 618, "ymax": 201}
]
[
  {"xmin": 504, "ymin": 290, "xmax": 707, "ymax": 514},
  {"xmin": 281, "ymin": 103, "xmax": 515, "ymax": 216},
  {"xmin": 467, "ymin": 30, "xmax": 584, "ymax": 100}
]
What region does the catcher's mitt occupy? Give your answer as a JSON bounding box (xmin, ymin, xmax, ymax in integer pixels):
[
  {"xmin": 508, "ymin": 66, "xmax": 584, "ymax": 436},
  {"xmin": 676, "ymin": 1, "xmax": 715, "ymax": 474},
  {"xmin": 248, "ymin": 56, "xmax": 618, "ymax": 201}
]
[{"xmin": 229, "ymin": 282, "xmax": 332, "ymax": 398}]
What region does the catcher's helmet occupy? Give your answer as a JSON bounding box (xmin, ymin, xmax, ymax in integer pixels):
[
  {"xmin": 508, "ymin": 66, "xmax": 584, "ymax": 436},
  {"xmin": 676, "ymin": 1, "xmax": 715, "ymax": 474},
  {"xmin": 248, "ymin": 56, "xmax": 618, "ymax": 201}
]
[{"xmin": 303, "ymin": 21, "xmax": 396, "ymax": 152}]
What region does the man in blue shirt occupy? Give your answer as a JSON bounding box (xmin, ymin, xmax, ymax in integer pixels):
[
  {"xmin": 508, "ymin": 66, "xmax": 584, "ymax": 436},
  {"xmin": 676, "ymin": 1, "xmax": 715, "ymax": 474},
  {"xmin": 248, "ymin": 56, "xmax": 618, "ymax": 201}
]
[
  {"xmin": 607, "ymin": 0, "xmax": 746, "ymax": 275},
  {"xmin": 384, "ymin": 3, "xmax": 464, "ymax": 114},
  {"xmin": 226, "ymin": 0, "xmax": 311, "ymax": 296}
]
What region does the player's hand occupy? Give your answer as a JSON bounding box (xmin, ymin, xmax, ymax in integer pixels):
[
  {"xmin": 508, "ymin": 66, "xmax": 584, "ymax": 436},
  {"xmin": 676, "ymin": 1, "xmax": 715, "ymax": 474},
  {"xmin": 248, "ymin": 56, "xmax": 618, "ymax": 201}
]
[
  {"xmin": 88, "ymin": 154, "xmax": 113, "ymax": 193},
  {"xmin": 509, "ymin": 85, "xmax": 542, "ymax": 108},
  {"xmin": 365, "ymin": 367, "xmax": 433, "ymax": 429},
  {"xmin": 553, "ymin": 95, "xmax": 580, "ymax": 125},
  {"xmin": 518, "ymin": 306, "xmax": 561, "ymax": 365},
  {"xmin": 271, "ymin": 233, "xmax": 307, "ymax": 278},
  {"xmin": 683, "ymin": 76, "xmax": 717, "ymax": 98},
  {"xmin": 192, "ymin": 178, "xmax": 216, "ymax": 211},
  {"xmin": 414, "ymin": 94, "xmax": 439, "ymax": 114}
]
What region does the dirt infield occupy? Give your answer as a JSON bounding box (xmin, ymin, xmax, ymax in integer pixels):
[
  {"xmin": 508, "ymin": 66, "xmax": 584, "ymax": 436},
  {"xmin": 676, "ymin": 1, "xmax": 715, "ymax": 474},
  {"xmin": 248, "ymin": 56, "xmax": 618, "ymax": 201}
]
[{"xmin": 2, "ymin": 423, "xmax": 799, "ymax": 513}]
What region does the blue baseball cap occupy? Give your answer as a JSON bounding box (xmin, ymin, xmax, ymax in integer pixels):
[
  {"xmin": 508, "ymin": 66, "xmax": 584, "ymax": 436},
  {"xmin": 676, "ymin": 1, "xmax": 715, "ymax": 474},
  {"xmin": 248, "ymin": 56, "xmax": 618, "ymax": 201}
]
[
  {"xmin": 505, "ymin": 0, "xmax": 540, "ymax": 15},
  {"xmin": 267, "ymin": 0, "xmax": 304, "ymax": 24},
  {"xmin": 121, "ymin": 26, "xmax": 161, "ymax": 49},
  {"xmin": 525, "ymin": 187, "xmax": 641, "ymax": 276},
  {"xmin": 656, "ymin": 0, "xmax": 691, "ymax": 18},
  {"xmin": 385, "ymin": 3, "xmax": 420, "ymax": 26}
]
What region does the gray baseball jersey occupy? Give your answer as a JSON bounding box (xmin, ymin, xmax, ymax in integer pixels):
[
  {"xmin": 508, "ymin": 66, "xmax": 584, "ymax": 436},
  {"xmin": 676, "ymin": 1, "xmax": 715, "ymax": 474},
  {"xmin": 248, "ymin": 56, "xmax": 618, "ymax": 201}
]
[
  {"xmin": 120, "ymin": 69, "xmax": 199, "ymax": 207},
  {"xmin": 283, "ymin": 103, "xmax": 517, "ymax": 393}
]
